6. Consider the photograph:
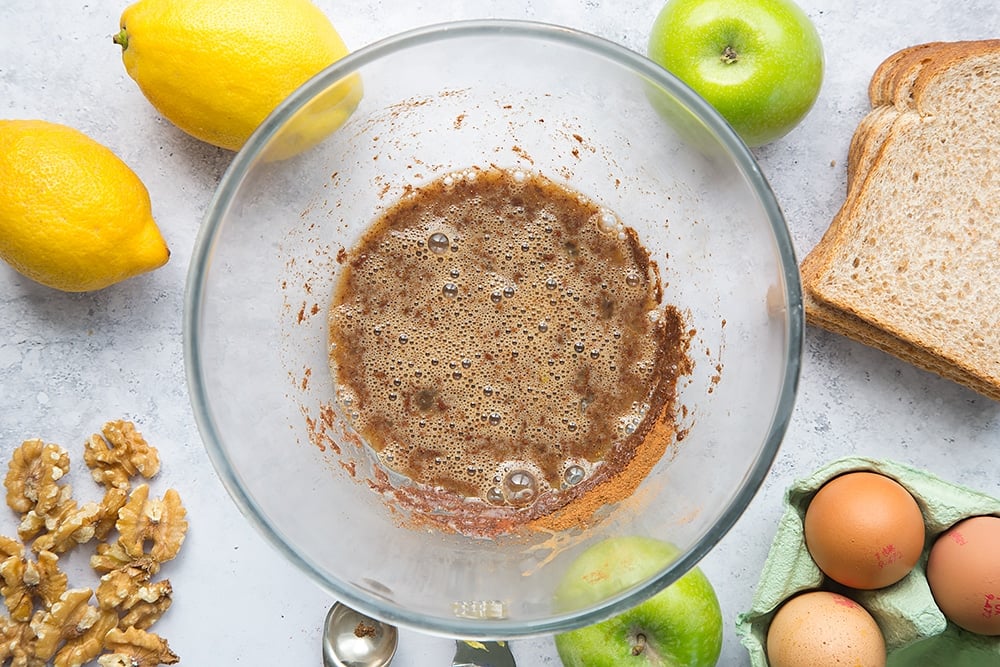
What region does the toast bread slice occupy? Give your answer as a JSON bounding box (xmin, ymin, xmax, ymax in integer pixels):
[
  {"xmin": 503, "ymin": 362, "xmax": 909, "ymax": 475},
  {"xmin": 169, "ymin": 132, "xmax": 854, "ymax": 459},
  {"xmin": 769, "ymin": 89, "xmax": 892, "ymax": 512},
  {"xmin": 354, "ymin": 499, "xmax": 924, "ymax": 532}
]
[
  {"xmin": 802, "ymin": 40, "xmax": 1000, "ymax": 401},
  {"xmin": 804, "ymin": 41, "xmax": 979, "ymax": 281},
  {"xmin": 802, "ymin": 43, "xmax": 949, "ymax": 279}
]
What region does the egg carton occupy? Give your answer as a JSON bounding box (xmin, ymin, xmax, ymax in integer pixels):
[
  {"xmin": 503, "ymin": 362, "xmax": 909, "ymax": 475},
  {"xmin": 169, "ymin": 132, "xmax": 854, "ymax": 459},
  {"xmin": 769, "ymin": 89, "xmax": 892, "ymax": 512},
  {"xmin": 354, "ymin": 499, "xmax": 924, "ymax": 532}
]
[{"xmin": 735, "ymin": 456, "xmax": 1000, "ymax": 666}]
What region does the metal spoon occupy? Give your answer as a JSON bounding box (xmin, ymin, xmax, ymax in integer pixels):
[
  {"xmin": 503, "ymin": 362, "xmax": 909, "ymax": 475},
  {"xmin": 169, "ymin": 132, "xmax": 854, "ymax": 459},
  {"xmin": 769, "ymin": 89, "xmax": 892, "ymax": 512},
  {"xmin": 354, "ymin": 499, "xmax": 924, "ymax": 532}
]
[{"xmin": 322, "ymin": 602, "xmax": 399, "ymax": 667}]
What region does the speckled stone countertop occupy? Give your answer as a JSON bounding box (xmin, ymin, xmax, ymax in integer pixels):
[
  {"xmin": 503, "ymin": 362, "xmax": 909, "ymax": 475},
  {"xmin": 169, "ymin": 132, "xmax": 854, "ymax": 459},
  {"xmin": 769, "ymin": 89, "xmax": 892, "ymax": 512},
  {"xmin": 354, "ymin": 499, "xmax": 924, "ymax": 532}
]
[{"xmin": 1, "ymin": 1, "xmax": 998, "ymax": 665}]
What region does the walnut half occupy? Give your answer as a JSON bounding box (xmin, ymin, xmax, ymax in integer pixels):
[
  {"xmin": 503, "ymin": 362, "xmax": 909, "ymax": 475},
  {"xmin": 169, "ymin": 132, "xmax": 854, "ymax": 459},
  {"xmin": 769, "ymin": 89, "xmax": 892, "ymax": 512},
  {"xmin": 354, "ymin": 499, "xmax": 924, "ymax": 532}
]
[
  {"xmin": 99, "ymin": 626, "xmax": 178, "ymax": 667},
  {"xmin": 4, "ymin": 440, "xmax": 70, "ymax": 517},
  {"xmin": 0, "ymin": 548, "xmax": 67, "ymax": 622},
  {"xmin": 96, "ymin": 569, "xmax": 173, "ymax": 630},
  {"xmin": 30, "ymin": 588, "xmax": 118, "ymax": 667},
  {"xmin": 116, "ymin": 485, "xmax": 187, "ymax": 565},
  {"xmin": 84, "ymin": 422, "xmax": 161, "ymax": 490},
  {"xmin": 0, "ymin": 615, "xmax": 43, "ymax": 667}
]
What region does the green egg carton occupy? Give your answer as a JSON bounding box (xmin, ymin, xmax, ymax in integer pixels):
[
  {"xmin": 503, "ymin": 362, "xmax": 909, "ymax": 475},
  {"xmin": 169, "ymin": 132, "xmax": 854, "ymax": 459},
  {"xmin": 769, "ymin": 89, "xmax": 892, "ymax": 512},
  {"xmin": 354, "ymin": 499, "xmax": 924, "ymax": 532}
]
[{"xmin": 735, "ymin": 456, "xmax": 1000, "ymax": 666}]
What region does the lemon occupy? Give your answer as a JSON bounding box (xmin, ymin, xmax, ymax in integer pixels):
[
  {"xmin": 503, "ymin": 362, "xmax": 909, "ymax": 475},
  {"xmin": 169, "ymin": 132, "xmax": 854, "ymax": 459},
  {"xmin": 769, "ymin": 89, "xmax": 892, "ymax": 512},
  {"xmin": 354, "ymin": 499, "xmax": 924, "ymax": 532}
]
[
  {"xmin": 0, "ymin": 120, "xmax": 170, "ymax": 292},
  {"xmin": 114, "ymin": 0, "xmax": 362, "ymax": 158}
]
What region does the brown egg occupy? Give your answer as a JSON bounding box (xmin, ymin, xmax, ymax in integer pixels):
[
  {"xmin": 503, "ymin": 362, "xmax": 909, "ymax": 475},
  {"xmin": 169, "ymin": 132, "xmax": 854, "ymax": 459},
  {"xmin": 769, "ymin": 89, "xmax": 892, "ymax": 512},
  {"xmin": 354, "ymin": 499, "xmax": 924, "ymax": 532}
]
[
  {"xmin": 926, "ymin": 514, "xmax": 1000, "ymax": 635},
  {"xmin": 803, "ymin": 471, "xmax": 925, "ymax": 589},
  {"xmin": 766, "ymin": 590, "xmax": 886, "ymax": 667}
]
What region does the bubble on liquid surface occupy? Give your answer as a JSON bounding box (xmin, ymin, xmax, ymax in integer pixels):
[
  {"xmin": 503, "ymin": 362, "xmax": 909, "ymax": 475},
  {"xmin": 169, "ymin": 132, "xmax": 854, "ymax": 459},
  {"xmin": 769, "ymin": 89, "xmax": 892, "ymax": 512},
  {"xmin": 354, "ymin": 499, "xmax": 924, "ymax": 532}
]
[
  {"xmin": 486, "ymin": 487, "xmax": 505, "ymax": 504},
  {"xmin": 564, "ymin": 465, "xmax": 586, "ymax": 486},
  {"xmin": 428, "ymin": 232, "xmax": 450, "ymax": 254},
  {"xmin": 442, "ymin": 282, "xmax": 458, "ymax": 298},
  {"xmin": 503, "ymin": 470, "xmax": 538, "ymax": 505},
  {"xmin": 336, "ymin": 386, "xmax": 356, "ymax": 408},
  {"xmin": 595, "ymin": 208, "xmax": 621, "ymax": 234}
]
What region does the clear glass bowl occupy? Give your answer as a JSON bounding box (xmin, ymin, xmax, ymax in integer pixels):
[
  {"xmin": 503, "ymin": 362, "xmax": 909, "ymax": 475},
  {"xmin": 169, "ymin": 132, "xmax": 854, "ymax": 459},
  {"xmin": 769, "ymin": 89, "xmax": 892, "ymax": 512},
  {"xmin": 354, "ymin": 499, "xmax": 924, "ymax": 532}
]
[{"xmin": 184, "ymin": 20, "xmax": 802, "ymax": 638}]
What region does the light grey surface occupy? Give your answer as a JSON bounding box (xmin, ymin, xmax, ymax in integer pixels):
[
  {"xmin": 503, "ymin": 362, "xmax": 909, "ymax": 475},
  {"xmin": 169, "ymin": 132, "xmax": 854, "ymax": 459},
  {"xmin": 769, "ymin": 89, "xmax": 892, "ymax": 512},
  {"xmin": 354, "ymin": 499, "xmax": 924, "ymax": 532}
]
[{"xmin": 1, "ymin": 1, "xmax": 998, "ymax": 665}]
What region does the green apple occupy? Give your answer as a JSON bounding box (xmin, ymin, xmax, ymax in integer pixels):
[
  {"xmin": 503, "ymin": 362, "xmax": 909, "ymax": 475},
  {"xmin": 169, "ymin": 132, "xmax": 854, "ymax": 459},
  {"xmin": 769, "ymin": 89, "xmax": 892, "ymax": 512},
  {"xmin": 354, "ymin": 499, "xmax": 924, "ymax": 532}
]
[
  {"xmin": 647, "ymin": 0, "xmax": 824, "ymax": 147},
  {"xmin": 553, "ymin": 536, "xmax": 722, "ymax": 667}
]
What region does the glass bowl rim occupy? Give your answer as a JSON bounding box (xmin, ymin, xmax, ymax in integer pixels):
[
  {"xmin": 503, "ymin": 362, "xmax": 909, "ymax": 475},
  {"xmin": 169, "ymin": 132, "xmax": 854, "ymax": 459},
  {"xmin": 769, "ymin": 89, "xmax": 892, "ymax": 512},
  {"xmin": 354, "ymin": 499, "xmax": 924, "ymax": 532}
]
[{"xmin": 183, "ymin": 18, "xmax": 804, "ymax": 638}]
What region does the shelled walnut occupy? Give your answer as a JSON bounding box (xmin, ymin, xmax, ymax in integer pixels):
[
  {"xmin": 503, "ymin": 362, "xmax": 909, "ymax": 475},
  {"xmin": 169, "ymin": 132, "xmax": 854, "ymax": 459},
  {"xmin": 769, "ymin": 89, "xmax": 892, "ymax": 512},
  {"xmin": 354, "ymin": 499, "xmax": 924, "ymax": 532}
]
[
  {"xmin": 0, "ymin": 548, "xmax": 67, "ymax": 622},
  {"xmin": 84, "ymin": 422, "xmax": 160, "ymax": 491},
  {"xmin": 90, "ymin": 543, "xmax": 161, "ymax": 579},
  {"xmin": 99, "ymin": 627, "xmax": 178, "ymax": 667},
  {"xmin": 0, "ymin": 421, "xmax": 188, "ymax": 665},
  {"xmin": 31, "ymin": 501, "xmax": 102, "ymax": 555},
  {"xmin": 0, "ymin": 614, "xmax": 42, "ymax": 667},
  {"xmin": 116, "ymin": 486, "xmax": 187, "ymax": 565},
  {"xmin": 4, "ymin": 440, "xmax": 71, "ymax": 518},
  {"xmin": 30, "ymin": 588, "xmax": 119, "ymax": 667},
  {"xmin": 96, "ymin": 569, "xmax": 173, "ymax": 630}
]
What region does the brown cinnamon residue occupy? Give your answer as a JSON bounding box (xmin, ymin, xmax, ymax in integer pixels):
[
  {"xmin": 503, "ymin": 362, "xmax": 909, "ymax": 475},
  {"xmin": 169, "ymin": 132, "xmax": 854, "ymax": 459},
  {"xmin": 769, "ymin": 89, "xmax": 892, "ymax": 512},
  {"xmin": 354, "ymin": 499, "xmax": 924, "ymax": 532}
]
[{"xmin": 354, "ymin": 622, "xmax": 377, "ymax": 638}]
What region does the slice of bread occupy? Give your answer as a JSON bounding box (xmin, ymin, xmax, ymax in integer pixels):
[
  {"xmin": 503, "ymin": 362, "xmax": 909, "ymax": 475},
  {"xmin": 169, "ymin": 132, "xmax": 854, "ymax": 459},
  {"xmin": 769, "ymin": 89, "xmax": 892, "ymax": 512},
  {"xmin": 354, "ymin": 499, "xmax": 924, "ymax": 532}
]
[{"xmin": 801, "ymin": 40, "xmax": 1000, "ymax": 401}]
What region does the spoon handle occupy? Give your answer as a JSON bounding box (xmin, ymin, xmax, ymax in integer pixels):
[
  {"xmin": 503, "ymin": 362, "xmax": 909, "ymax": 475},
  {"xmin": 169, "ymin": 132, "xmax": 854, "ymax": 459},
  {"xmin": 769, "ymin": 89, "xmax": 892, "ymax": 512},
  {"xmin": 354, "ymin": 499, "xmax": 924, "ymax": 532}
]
[{"xmin": 451, "ymin": 640, "xmax": 516, "ymax": 667}]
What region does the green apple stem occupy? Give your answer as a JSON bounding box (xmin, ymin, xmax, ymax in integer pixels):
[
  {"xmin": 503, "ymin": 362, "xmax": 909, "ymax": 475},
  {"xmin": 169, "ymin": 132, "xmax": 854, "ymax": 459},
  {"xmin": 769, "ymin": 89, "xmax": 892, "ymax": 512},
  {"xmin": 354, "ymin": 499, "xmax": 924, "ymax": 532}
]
[
  {"xmin": 720, "ymin": 45, "xmax": 739, "ymax": 64},
  {"xmin": 631, "ymin": 633, "xmax": 647, "ymax": 656}
]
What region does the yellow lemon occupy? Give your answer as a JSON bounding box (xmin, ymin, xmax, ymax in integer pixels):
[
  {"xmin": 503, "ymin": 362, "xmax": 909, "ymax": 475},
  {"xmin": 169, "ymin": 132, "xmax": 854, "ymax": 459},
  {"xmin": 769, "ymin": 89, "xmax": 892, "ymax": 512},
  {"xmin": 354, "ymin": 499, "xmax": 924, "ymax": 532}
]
[
  {"xmin": 114, "ymin": 0, "xmax": 363, "ymax": 158},
  {"xmin": 0, "ymin": 120, "xmax": 170, "ymax": 292}
]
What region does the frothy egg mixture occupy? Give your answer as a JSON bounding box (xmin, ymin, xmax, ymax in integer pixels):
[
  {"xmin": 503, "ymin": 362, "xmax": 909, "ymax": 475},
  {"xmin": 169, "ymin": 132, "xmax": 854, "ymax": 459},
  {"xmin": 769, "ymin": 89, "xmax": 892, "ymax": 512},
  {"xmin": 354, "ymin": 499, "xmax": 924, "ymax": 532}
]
[{"xmin": 328, "ymin": 166, "xmax": 689, "ymax": 533}]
